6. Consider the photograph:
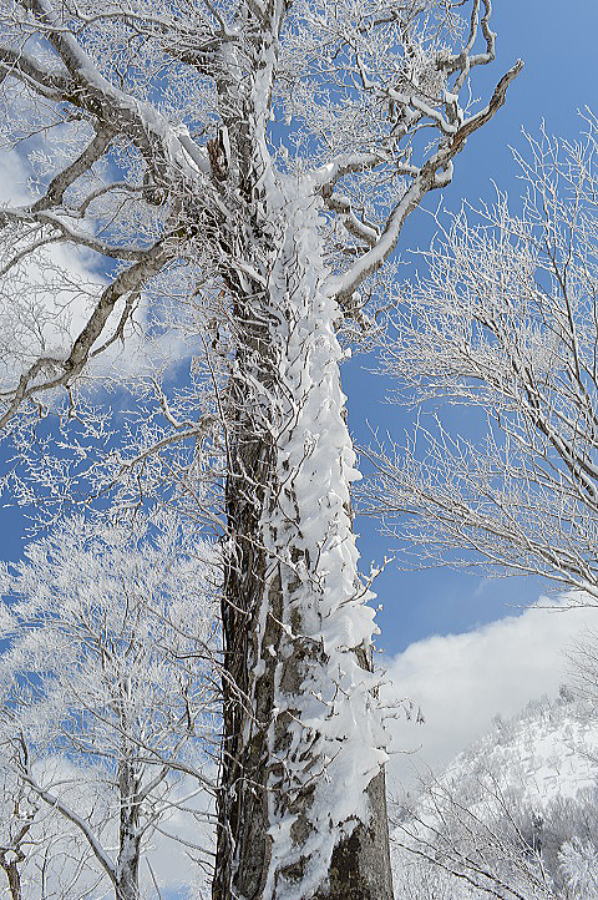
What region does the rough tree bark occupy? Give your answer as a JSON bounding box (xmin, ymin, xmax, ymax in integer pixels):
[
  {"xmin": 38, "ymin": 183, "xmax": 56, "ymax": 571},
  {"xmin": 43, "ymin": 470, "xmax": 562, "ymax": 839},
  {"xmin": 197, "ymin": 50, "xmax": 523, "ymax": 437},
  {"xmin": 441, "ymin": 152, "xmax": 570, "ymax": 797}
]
[
  {"xmin": 216, "ymin": 216, "xmax": 394, "ymax": 897},
  {"xmin": 0, "ymin": 788, "xmax": 34, "ymax": 900}
]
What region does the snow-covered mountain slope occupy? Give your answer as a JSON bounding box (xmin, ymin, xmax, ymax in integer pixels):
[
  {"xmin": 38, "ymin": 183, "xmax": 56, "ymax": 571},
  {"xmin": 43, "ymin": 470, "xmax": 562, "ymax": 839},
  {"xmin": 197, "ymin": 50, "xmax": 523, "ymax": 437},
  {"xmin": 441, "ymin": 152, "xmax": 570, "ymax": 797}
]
[
  {"xmin": 442, "ymin": 692, "xmax": 598, "ymax": 808},
  {"xmin": 390, "ymin": 692, "xmax": 598, "ymax": 898}
]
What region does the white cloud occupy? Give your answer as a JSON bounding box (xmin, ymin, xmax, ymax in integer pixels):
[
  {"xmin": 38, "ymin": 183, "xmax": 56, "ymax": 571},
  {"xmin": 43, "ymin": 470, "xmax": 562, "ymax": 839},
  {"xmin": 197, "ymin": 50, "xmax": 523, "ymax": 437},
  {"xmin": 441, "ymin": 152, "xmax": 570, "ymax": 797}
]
[
  {"xmin": 382, "ymin": 594, "xmax": 598, "ymax": 793},
  {"xmin": 0, "ymin": 148, "xmax": 31, "ymax": 204}
]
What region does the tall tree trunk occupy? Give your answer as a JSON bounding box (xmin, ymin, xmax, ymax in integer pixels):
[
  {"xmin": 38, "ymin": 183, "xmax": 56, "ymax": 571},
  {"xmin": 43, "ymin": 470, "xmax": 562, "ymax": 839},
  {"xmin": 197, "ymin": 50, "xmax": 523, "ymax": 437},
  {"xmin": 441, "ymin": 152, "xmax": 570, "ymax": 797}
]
[
  {"xmin": 211, "ymin": 8, "xmax": 392, "ymax": 896},
  {"xmin": 214, "ymin": 188, "xmax": 392, "ymax": 899}
]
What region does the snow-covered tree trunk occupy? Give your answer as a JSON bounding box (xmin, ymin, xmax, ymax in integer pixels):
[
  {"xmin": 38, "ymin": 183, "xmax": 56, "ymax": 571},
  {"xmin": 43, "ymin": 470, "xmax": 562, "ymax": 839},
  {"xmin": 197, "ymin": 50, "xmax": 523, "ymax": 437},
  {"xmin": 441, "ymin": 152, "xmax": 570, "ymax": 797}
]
[
  {"xmin": 0, "ymin": 768, "xmax": 35, "ymax": 900},
  {"xmin": 201, "ymin": 13, "xmax": 386, "ymax": 893},
  {"xmin": 217, "ymin": 190, "xmax": 391, "ymax": 898},
  {"xmin": 211, "ymin": 13, "xmax": 392, "ymax": 892}
]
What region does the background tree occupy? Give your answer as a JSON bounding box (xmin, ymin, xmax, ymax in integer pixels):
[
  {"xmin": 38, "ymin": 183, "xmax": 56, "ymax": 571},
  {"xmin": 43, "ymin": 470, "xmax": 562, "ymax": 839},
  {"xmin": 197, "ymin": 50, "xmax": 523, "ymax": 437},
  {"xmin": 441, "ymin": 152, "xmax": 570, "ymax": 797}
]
[
  {"xmin": 368, "ymin": 119, "xmax": 597, "ymax": 603},
  {"xmin": 0, "ymin": 1, "xmax": 521, "ymax": 895},
  {"xmin": 0, "ymin": 512, "xmax": 219, "ymax": 900}
]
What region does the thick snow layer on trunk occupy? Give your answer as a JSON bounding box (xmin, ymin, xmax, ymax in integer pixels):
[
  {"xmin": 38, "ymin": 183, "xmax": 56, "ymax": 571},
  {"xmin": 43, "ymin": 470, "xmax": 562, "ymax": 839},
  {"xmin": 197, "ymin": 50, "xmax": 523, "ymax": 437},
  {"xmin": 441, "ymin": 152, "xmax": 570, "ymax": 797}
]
[{"xmin": 256, "ymin": 186, "xmax": 388, "ymax": 898}]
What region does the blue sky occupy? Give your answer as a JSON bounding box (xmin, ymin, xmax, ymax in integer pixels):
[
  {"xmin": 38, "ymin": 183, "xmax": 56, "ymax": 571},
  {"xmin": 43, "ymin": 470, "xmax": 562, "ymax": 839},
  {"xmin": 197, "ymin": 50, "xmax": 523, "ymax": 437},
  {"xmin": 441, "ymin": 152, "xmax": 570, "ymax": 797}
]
[
  {"xmin": 345, "ymin": 0, "xmax": 598, "ymax": 656},
  {"xmin": 0, "ymin": 0, "xmax": 596, "ymax": 654}
]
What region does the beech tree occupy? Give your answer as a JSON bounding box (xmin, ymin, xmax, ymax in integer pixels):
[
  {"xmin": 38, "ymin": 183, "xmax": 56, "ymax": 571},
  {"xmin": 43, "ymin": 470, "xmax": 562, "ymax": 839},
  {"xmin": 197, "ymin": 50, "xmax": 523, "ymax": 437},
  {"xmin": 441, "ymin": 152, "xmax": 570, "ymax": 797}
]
[
  {"xmin": 369, "ymin": 120, "xmax": 598, "ymax": 604},
  {"xmin": 0, "ymin": 512, "xmax": 219, "ymax": 899},
  {"xmin": 0, "ymin": 1, "xmax": 520, "ymax": 896}
]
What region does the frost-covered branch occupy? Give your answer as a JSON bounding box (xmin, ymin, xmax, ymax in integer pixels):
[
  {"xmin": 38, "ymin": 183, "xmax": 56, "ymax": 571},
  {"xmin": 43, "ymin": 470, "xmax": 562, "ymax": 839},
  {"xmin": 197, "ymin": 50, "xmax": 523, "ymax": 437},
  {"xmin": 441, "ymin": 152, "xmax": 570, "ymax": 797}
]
[
  {"xmin": 367, "ymin": 120, "xmax": 598, "ymax": 600},
  {"xmin": 326, "ymin": 57, "xmax": 523, "ymax": 305},
  {"xmin": 0, "ymin": 511, "xmax": 220, "ymax": 898}
]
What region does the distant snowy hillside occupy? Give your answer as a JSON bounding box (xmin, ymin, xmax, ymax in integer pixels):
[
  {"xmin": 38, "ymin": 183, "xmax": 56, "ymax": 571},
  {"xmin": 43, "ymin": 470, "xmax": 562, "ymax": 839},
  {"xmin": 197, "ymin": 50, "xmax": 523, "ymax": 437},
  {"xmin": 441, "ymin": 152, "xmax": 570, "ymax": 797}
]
[{"xmin": 391, "ymin": 692, "xmax": 598, "ymax": 898}]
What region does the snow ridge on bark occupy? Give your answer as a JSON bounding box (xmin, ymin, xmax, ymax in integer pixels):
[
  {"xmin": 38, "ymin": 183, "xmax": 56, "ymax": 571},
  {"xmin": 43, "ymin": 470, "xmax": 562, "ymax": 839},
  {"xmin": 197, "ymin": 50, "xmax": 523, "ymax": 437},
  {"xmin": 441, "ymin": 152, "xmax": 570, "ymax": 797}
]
[{"xmin": 258, "ymin": 185, "xmax": 387, "ymax": 898}]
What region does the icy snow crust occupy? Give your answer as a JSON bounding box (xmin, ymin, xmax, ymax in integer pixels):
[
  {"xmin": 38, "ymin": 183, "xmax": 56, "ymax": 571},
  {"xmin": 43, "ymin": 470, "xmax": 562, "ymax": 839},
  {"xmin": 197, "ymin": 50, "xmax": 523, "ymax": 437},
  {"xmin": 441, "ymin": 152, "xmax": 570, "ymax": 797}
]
[{"xmin": 254, "ymin": 181, "xmax": 387, "ymax": 899}]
